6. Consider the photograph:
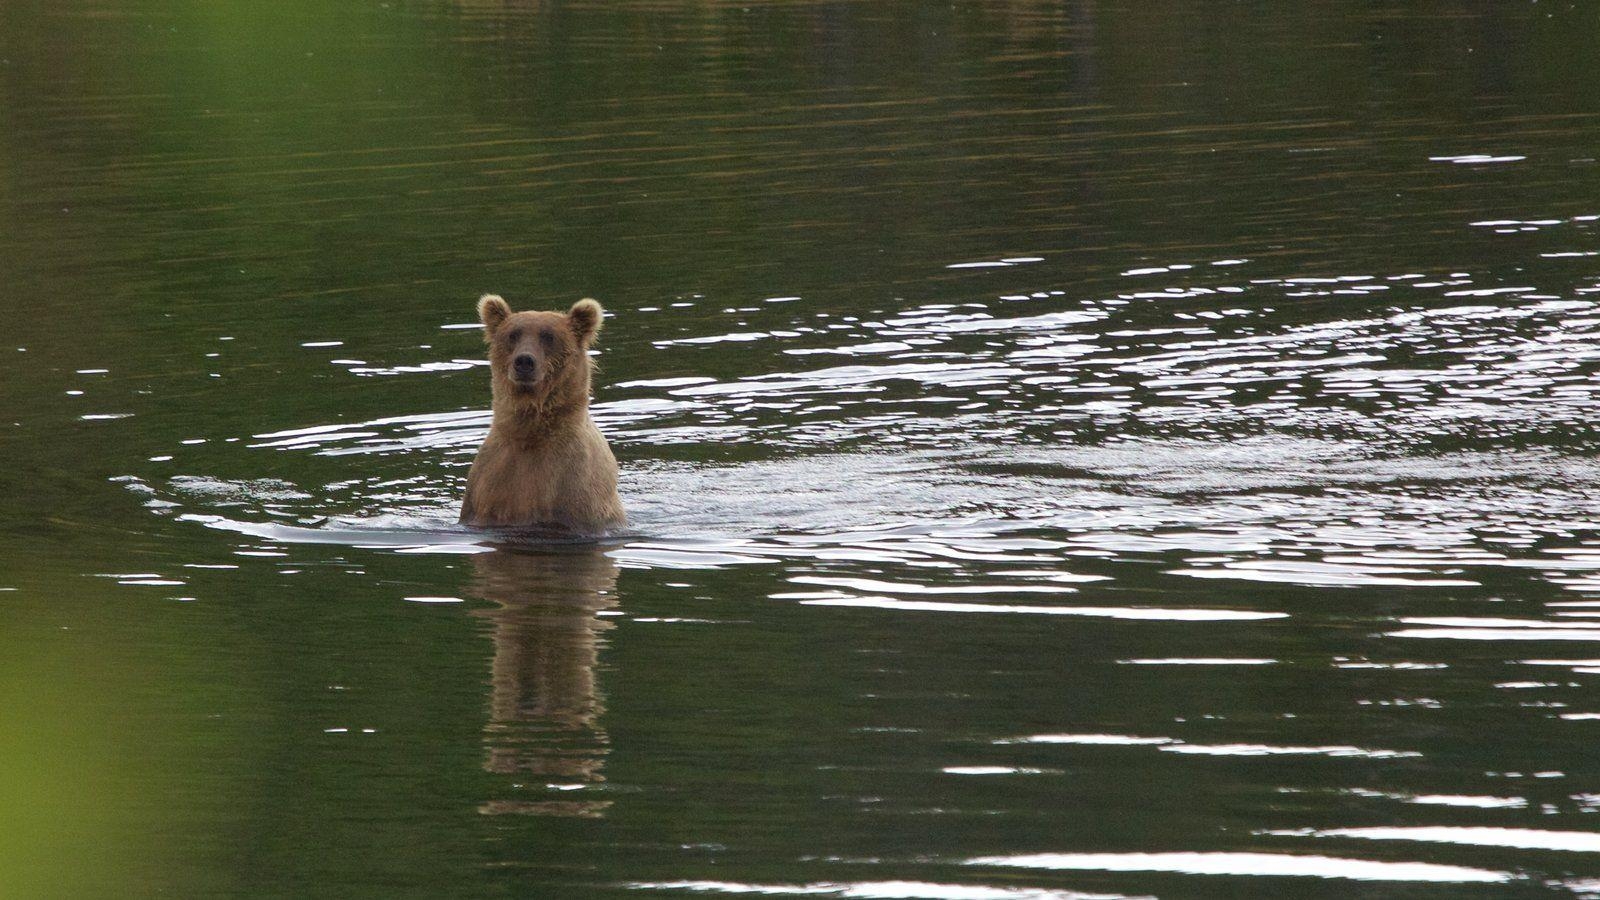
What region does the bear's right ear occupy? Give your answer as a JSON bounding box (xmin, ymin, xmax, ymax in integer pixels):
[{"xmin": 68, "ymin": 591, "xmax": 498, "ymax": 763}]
[{"xmin": 478, "ymin": 294, "xmax": 511, "ymax": 338}]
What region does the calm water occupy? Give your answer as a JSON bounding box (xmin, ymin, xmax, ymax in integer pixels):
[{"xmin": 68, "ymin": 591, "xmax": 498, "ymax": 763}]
[{"xmin": 6, "ymin": 2, "xmax": 1600, "ymax": 896}]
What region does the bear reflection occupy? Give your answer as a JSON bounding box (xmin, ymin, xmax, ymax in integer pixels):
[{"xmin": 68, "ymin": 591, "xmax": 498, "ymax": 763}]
[{"xmin": 470, "ymin": 546, "xmax": 619, "ymax": 817}]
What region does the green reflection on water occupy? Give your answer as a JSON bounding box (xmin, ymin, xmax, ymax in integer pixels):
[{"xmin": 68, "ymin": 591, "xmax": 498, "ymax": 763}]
[{"xmin": 4, "ymin": 1, "xmax": 1600, "ymax": 897}]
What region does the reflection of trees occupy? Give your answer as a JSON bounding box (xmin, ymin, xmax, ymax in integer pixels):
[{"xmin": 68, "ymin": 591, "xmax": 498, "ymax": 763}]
[
  {"xmin": 10, "ymin": 1, "xmax": 1600, "ymax": 378},
  {"xmin": 470, "ymin": 546, "xmax": 619, "ymax": 817}
]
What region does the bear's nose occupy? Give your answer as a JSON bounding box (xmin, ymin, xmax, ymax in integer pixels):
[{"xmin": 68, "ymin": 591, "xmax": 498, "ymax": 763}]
[{"xmin": 512, "ymin": 354, "xmax": 537, "ymax": 378}]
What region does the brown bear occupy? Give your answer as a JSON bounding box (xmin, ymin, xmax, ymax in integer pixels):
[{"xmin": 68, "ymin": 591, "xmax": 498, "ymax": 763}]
[{"xmin": 459, "ymin": 294, "xmax": 626, "ymax": 533}]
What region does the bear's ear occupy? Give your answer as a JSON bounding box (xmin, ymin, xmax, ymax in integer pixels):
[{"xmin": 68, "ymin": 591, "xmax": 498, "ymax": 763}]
[
  {"xmin": 478, "ymin": 294, "xmax": 511, "ymax": 338},
  {"xmin": 568, "ymin": 298, "xmax": 604, "ymax": 346}
]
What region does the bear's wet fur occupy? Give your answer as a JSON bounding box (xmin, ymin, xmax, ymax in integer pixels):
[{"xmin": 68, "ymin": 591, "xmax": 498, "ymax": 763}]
[{"xmin": 459, "ymin": 294, "xmax": 626, "ymax": 532}]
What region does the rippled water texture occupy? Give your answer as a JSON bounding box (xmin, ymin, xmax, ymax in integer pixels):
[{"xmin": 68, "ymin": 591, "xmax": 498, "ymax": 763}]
[{"xmin": 6, "ymin": 2, "xmax": 1600, "ymax": 897}]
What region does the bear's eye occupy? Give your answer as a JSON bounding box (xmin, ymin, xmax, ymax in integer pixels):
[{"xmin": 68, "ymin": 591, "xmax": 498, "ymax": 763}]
[
  {"xmin": 539, "ymin": 329, "xmax": 555, "ymax": 347},
  {"xmin": 505, "ymin": 328, "xmax": 522, "ymax": 344}
]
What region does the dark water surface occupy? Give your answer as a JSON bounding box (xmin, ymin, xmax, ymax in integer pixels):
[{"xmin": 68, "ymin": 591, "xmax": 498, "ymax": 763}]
[{"xmin": 6, "ymin": 2, "xmax": 1600, "ymax": 896}]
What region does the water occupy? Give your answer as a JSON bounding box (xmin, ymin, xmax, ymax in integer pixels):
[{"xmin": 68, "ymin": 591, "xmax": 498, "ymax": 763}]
[{"xmin": 5, "ymin": 1, "xmax": 1600, "ymax": 896}]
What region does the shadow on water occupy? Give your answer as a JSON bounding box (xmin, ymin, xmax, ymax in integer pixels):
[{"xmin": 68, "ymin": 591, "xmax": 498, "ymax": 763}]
[{"xmin": 471, "ymin": 545, "xmax": 619, "ymax": 818}]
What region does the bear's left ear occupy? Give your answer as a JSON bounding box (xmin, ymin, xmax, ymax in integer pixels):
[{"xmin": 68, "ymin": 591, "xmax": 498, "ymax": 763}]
[{"xmin": 568, "ymin": 298, "xmax": 604, "ymax": 346}]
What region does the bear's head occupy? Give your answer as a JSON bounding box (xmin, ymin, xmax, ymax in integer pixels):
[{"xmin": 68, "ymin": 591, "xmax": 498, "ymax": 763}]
[{"xmin": 477, "ymin": 294, "xmax": 604, "ymax": 418}]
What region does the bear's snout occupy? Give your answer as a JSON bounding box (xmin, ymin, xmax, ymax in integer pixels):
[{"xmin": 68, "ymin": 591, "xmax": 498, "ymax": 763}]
[{"xmin": 512, "ymin": 353, "xmax": 538, "ymax": 381}]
